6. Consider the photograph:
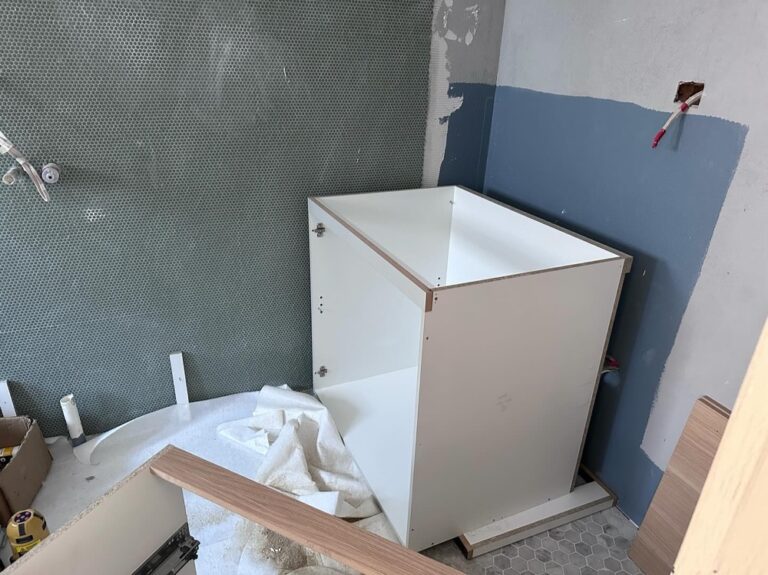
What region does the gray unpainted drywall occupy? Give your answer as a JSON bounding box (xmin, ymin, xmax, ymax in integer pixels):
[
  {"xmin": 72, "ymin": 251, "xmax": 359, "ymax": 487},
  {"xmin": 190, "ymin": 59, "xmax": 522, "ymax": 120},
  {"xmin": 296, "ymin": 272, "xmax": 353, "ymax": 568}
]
[
  {"xmin": 0, "ymin": 0, "xmax": 432, "ymax": 435},
  {"xmin": 422, "ymin": 0, "xmax": 505, "ymax": 187}
]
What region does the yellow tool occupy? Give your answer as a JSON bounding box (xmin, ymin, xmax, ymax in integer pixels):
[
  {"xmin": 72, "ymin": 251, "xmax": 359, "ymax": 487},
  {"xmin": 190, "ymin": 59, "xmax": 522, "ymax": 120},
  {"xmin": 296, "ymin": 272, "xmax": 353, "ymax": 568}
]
[
  {"xmin": 7, "ymin": 509, "xmax": 49, "ymax": 562},
  {"xmin": 0, "ymin": 445, "xmax": 20, "ymax": 471}
]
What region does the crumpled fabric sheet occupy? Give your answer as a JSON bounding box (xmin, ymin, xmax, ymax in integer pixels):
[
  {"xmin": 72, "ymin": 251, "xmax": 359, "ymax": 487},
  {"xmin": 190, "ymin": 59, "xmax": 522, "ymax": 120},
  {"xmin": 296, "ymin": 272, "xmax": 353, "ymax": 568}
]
[
  {"xmin": 217, "ymin": 385, "xmax": 378, "ymax": 518},
  {"xmin": 213, "ymin": 386, "xmax": 396, "ymax": 574}
]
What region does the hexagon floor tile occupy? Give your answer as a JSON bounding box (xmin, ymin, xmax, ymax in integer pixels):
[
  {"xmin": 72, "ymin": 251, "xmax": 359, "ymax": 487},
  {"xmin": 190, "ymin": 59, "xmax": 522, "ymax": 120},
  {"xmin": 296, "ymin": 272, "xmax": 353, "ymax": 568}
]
[{"xmin": 423, "ymin": 507, "xmax": 643, "ymax": 575}]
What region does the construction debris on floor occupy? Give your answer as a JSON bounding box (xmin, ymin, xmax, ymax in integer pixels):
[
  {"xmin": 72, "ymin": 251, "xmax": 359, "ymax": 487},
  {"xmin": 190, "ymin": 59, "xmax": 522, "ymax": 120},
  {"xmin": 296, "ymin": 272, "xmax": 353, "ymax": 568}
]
[{"xmin": 18, "ymin": 389, "xmax": 644, "ymax": 575}]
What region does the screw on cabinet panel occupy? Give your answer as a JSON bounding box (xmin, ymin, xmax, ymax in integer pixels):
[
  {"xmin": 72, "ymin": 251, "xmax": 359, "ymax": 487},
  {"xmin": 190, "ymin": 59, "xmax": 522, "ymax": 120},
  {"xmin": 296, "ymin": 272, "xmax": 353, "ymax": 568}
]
[
  {"xmin": 315, "ymin": 366, "xmax": 328, "ymax": 377},
  {"xmin": 312, "ymin": 223, "xmax": 326, "ymax": 237}
]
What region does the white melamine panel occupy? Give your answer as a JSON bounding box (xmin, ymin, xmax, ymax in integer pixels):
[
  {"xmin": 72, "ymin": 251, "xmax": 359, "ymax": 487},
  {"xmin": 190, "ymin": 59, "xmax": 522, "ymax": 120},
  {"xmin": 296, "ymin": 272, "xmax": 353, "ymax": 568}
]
[
  {"xmin": 445, "ymin": 188, "xmax": 618, "ymax": 285},
  {"xmin": 408, "ymin": 259, "xmax": 624, "ymax": 550},
  {"xmin": 9, "ymin": 462, "xmax": 191, "ymax": 574},
  {"xmin": 309, "ymin": 202, "xmax": 424, "ymax": 390},
  {"xmin": 309, "ymin": 200, "xmax": 429, "ymax": 311},
  {"xmin": 317, "ymin": 187, "xmax": 454, "ymax": 286},
  {"xmin": 315, "ymin": 367, "xmax": 419, "ymax": 545},
  {"xmin": 309, "ymin": 186, "xmax": 629, "ymax": 551}
]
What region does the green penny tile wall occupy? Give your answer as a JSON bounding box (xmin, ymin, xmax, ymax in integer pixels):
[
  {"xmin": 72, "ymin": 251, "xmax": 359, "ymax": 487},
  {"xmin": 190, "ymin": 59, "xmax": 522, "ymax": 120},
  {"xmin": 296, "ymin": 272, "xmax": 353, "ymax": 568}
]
[{"xmin": 0, "ymin": 0, "xmax": 432, "ymax": 434}]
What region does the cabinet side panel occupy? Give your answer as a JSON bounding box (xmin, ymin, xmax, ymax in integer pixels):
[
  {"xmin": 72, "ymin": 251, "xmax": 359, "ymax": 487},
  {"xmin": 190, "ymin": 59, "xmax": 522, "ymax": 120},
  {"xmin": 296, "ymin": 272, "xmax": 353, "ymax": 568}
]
[
  {"xmin": 308, "ymin": 203, "xmax": 425, "ymax": 544},
  {"xmin": 318, "ymin": 188, "xmax": 454, "ymax": 285},
  {"xmin": 8, "ymin": 464, "xmax": 188, "ymax": 574},
  {"xmin": 309, "ymin": 203, "xmax": 424, "ymax": 388},
  {"xmin": 409, "ymin": 259, "xmax": 624, "ymax": 550}
]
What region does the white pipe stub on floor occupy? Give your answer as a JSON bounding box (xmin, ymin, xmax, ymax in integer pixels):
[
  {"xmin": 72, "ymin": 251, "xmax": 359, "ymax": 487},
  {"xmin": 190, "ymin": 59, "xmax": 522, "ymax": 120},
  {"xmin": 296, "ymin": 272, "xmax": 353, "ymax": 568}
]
[{"xmin": 60, "ymin": 394, "xmax": 86, "ymax": 447}]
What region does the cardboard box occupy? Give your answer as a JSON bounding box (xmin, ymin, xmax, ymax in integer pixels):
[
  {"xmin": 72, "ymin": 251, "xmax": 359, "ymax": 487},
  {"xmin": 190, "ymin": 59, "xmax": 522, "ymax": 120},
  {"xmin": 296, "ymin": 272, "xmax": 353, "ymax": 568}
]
[{"xmin": 0, "ymin": 417, "xmax": 52, "ymax": 525}]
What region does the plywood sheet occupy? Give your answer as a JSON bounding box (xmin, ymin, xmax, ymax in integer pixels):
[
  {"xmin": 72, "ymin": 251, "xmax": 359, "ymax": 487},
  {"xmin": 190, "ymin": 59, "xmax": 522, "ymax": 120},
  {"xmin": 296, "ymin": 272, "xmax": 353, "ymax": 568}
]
[
  {"xmin": 676, "ymin": 321, "xmax": 768, "ymax": 574},
  {"xmin": 629, "ymin": 396, "xmax": 729, "ymax": 575}
]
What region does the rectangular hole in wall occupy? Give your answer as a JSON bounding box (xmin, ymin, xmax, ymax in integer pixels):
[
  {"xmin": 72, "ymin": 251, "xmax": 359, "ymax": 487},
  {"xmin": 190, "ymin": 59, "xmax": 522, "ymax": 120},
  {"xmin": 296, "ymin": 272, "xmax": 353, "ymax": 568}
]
[{"xmin": 675, "ymin": 81, "xmax": 705, "ymax": 106}]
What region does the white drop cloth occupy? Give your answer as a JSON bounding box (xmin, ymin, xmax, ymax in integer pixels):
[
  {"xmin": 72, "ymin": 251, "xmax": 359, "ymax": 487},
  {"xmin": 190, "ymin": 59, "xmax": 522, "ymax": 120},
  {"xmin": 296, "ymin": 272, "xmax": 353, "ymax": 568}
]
[
  {"xmin": 34, "ymin": 389, "xmax": 396, "ymax": 575},
  {"xmin": 214, "ymin": 386, "xmax": 397, "ymax": 574},
  {"xmin": 218, "ymin": 386, "xmax": 379, "ymax": 519}
]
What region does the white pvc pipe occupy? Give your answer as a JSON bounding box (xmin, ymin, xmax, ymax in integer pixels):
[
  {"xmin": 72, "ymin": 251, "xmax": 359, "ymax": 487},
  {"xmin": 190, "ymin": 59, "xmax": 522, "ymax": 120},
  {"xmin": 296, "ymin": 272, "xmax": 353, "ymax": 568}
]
[{"xmin": 60, "ymin": 394, "xmax": 86, "ymax": 446}]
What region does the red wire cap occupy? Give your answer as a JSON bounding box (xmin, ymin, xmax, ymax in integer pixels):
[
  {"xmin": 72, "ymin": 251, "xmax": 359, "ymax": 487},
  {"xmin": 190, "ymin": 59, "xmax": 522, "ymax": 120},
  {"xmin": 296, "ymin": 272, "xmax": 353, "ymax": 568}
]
[{"xmin": 651, "ymin": 129, "xmax": 666, "ymax": 148}]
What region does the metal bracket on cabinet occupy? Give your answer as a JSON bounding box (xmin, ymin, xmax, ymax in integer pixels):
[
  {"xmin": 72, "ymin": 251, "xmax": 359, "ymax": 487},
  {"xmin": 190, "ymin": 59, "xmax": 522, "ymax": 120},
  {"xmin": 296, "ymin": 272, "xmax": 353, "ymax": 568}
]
[
  {"xmin": 132, "ymin": 523, "xmax": 199, "ymax": 575},
  {"xmin": 312, "ymin": 223, "xmax": 326, "ymax": 237}
]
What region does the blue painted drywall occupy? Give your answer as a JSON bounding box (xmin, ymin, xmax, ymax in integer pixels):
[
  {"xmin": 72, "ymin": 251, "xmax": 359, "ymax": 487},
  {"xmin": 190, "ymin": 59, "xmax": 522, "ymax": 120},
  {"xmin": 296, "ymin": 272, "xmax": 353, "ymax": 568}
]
[
  {"xmin": 443, "ymin": 85, "xmax": 747, "ymax": 523},
  {"xmin": 438, "ymin": 83, "xmax": 496, "ymax": 190}
]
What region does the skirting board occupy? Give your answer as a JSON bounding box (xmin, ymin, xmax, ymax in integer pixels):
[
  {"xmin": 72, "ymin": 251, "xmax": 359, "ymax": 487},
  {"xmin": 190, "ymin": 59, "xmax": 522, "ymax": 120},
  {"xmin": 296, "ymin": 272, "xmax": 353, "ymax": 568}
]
[{"xmin": 459, "ymin": 480, "xmax": 615, "ymax": 558}]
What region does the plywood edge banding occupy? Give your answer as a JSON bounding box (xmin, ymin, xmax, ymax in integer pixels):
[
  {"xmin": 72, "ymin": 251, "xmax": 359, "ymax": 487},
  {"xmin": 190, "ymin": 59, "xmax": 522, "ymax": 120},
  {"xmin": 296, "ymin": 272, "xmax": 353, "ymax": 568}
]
[
  {"xmin": 569, "ymin": 269, "xmax": 628, "ymax": 491},
  {"xmin": 309, "ymin": 197, "xmax": 435, "ymax": 312},
  {"xmin": 579, "ymin": 465, "xmax": 618, "ymax": 503},
  {"xmin": 150, "ymin": 446, "xmax": 462, "ymax": 575},
  {"xmin": 431, "ymin": 256, "xmax": 625, "ymax": 293},
  {"xmin": 458, "ymin": 534, "xmax": 475, "ymax": 559},
  {"xmin": 700, "ymin": 395, "xmax": 731, "ymax": 418}
]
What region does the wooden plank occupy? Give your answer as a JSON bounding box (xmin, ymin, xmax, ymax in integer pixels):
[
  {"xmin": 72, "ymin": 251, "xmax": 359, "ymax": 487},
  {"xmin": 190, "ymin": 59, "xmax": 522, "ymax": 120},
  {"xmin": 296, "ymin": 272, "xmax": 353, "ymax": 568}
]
[
  {"xmin": 460, "ymin": 481, "xmax": 614, "ymax": 559},
  {"xmin": 675, "ymin": 320, "xmax": 768, "ymax": 574},
  {"xmin": 7, "ymin": 446, "xmax": 191, "ymax": 574},
  {"xmin": 150, "ymin": 446, "xmax": 462, "ymax": 575},
  {"xmin": 629, "ymin": 396, "xmax": 729, "ymax": 575}
]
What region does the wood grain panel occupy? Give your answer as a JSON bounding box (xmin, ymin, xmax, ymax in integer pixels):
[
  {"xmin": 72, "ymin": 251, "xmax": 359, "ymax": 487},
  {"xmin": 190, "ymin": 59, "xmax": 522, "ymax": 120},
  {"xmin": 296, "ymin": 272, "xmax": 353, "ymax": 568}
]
[
  {"xmin": 150, "ymin": 446, "xmax": 461, "ymax": 575},
  {"xmin": 675, "ymin": 320, "xmax": 768, "ymax": 574},
  {"xmin": 629, "ymin": 396, "xmax": 729, "ymax": 575}
]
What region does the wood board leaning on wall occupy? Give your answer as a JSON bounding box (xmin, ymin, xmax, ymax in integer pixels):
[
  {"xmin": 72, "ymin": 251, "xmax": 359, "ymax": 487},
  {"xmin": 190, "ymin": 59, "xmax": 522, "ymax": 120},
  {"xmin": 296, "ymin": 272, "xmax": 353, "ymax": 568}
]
[
  {"xmin": 629, "ymin": 396, "xmax": 730, "ymax": 575},
  {"xmin": 675, "ymin": 318, "xmax": 768, "ymax": 574}
]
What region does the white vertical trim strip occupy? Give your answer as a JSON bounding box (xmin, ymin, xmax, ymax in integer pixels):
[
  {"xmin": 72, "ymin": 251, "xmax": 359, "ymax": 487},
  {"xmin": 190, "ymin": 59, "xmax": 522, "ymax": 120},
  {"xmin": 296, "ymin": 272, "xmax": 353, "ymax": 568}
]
[
  {"xmin": 169, "ymin": 353, "xmax": 189, "ymax": 406},
  {"xmin": 0, "ymin": 379, "xmax": 17, "ymax": 417}
]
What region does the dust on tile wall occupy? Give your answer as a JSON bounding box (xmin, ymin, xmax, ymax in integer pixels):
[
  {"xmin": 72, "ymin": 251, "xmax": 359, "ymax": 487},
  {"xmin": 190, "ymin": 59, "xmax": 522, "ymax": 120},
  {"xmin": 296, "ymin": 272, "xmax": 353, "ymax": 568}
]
[{"xmin": 0, "ymin": 0, "xmax": 432, "ymax": 435}]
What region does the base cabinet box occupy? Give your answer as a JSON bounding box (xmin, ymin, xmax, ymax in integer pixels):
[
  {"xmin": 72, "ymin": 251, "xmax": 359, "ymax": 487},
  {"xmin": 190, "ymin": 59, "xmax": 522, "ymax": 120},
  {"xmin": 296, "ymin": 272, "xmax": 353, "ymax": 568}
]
[{"xmin": 308, "ymin": 186, "xmax": 629, "ymax": 550}]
